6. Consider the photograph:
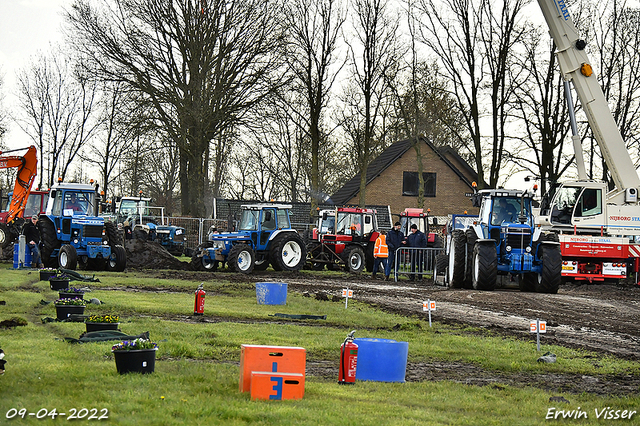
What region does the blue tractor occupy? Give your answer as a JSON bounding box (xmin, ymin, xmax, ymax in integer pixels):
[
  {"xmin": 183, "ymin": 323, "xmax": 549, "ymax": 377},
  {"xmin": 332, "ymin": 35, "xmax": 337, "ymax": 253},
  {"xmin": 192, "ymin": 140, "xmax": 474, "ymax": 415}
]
[
  {"xmin": 447, "ymin": 189, "xmax": 561, "ymax": 293},
  {"xmin": 39, "ymin": 183, "xmax": 126, "ymax": 271},
  {"xmin": 190, "ymin": 203, "xmax": 307, "ymax": 274},
  {"xmin": 114, "ymin": 196, "xmax": 186, "ymax": 256}
]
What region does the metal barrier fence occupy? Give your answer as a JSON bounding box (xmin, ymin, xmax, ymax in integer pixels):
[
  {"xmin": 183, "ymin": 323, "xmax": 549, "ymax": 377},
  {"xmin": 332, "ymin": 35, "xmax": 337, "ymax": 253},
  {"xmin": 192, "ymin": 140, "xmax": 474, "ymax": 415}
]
[
  {"xmin": 165, "ymin": 217, "xmax": 228, "ymax": 251},
  {"xmin": 392, "ymin": 247, "xmax": 444, "ymax": 282}
]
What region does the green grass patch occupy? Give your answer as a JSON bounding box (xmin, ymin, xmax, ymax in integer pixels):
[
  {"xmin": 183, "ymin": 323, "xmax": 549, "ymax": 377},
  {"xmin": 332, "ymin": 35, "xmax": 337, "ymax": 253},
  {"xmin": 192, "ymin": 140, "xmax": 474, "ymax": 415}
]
[{"xmin": 0, "ymin": 264, "xmax": 639, "ymax": 425}]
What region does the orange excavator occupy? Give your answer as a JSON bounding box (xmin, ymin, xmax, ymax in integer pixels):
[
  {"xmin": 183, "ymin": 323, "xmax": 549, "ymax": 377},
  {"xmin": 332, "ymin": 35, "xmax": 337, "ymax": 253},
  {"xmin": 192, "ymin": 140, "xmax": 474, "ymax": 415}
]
[{"xmin": 0, "ymin": 146, "xmax": 38, "ymax": 249}]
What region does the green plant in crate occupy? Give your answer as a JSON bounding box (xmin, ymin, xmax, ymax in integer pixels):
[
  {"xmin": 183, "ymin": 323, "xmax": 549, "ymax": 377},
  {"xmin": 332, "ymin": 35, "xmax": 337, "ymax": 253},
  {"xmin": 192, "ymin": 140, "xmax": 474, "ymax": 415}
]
[
  {"xmin": 86, "ymin": 314, "xmax": 119, "ymax": 324},
  {"xmin": 54, "ymin": 297, "xmax": 87, "ymax": 306},
  {"xmin": 112, "ymin": 338, "xmax": 158, "ymax": 352}
]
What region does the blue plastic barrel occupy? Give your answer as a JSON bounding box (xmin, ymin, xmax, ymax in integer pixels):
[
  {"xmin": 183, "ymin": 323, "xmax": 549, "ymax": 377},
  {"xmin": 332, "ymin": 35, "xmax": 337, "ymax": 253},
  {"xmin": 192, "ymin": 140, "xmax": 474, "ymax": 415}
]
[
  {"xmin": 255, "ymin": 282, "xmax": 288, "ymax": 305},
  {"xmin": 353, "ymin": 338, "xmax": 409, "ymax": 383},
  {"xmin": 13, "ymin": 243, "xmax": 32, "ymax": 269}
]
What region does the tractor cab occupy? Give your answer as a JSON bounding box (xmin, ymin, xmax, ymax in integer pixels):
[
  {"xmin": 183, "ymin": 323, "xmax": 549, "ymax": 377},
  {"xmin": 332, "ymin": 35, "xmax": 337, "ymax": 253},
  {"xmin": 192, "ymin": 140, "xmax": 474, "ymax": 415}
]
[
  {"xmin": 328, "ymin": 207, "xmax": 377, "ymax": 242},
  {"xmin": 398, "ymin": 208, "xmax": 441, "ymax": 247}
]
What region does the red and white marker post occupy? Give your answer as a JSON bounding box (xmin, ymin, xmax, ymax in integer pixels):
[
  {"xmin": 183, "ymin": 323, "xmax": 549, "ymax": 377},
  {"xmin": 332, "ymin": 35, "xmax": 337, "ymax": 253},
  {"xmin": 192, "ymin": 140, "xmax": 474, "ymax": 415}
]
[
  {"xmin": 423, "ymin": 299, "xmax": 436, "ymax": 327},
  {"xmin": 342, "ymin": 288, "xmax": 353, "ymax": 309},
  {"xmin": 530, "ymin": 319, "xmax": 547, "ymax": 351}
]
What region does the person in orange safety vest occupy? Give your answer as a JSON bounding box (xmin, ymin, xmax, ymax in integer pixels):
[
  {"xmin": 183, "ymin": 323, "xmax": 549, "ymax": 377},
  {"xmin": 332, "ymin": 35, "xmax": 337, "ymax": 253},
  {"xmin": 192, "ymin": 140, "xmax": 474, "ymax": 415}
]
[{"xmin": 372, "ymin": 229, "xmax": 389, "ymax": 280}]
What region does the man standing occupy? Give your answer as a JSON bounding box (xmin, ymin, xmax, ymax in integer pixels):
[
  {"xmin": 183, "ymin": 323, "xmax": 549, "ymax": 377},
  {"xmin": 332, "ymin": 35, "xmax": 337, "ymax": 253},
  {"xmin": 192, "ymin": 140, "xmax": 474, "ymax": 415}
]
[
  {"xmin": 406, "ymin": 223, "xmax": 427, "ymax": 281},
  {"xmin": 386, "ymin": 222, "xmax": 404, "ymax": 280},
  {"xmin": 372, "ymin": 230, "xmax": 389, "ymax": 280},
  {"xmin": 23, "ymin": 215, "xmax": 44, "ymax": 268}
]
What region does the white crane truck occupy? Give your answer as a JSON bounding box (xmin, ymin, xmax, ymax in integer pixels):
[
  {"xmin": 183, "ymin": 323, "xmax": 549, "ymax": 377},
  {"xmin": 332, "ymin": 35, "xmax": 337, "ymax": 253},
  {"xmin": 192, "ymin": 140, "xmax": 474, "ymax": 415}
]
[{"xmin": 536, "ymin": 0, "xmax": 640, "ymax": 285}]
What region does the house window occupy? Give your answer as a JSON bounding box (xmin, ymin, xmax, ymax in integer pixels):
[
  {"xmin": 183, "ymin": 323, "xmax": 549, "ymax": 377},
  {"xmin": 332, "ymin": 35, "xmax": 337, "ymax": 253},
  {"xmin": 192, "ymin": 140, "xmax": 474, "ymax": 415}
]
[{"xmin": 402, "ymin": 172, "xmax": 436, "ymax": 197}]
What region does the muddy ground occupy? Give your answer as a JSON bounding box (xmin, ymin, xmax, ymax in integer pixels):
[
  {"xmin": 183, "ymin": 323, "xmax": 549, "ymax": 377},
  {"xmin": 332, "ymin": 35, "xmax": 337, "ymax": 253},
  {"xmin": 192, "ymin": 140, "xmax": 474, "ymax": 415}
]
[{"xmin": 129, "ymin": 265, "xmax": 640, "ymax": 397}]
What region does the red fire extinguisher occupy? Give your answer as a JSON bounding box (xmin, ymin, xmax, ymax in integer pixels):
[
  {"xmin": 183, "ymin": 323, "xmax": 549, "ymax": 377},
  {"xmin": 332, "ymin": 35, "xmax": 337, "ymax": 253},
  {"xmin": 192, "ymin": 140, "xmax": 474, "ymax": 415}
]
[
  {"xmin": 194, "ymin": 283, "xmax": 205, "ymax": 315},
  {"xmin": 338, "ymin": 330, "xmax": 358, "ymax": 385}
]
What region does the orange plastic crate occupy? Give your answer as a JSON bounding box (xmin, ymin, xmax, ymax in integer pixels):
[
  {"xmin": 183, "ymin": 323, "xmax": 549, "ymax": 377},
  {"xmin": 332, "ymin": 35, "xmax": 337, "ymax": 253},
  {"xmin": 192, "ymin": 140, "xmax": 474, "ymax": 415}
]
[
  {"xmin": 239, "ymin": 345, "xmax": 306, "ymax": 392},
  {"xmin": 250, "ymin": 371, "xmax": 305, "ymax": 400}
]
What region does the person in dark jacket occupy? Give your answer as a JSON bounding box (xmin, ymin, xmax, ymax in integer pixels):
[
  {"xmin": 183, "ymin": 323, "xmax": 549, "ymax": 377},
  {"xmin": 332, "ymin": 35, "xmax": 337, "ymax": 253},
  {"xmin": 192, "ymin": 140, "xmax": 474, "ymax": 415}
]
[
  {"xmin": 406, "ymin": 223, "xmax": 428, "ymax": 280},
  {"xmin": 22, "ymin": 215, "xmax": 43, "ymax": 268},
  {"xmin": 385, "ymin": 222, "xmax": 404, "ymax": 279}
]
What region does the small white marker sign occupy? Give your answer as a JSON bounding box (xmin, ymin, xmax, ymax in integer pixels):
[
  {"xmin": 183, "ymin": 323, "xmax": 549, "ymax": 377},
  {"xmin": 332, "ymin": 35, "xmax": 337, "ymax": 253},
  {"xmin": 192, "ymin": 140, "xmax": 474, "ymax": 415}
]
[
  {"xmin": 422, "ymin": 301, "xmax": 436, "ymax": 311},
  {"xmin": 342, "ymin": 289, "xmax": 353, "ymax": 298},
  {"xmin": 530, "ymin": 321, "xmax": 547, "ymax": 333}
]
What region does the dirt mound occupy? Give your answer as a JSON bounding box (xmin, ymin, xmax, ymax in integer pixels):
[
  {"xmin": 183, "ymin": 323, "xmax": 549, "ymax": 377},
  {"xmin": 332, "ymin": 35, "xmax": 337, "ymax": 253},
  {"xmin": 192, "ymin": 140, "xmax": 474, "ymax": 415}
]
[{"xmin": 125, "ymin": 239, "xmax": 189, "ymax": 270}]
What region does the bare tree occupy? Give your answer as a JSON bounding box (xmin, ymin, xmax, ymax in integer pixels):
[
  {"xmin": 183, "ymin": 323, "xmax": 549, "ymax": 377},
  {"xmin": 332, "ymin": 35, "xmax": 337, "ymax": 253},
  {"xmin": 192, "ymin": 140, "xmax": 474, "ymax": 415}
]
[
  {"xmin": 509, "ymin": 30, "xmax": 574, "ymax": 195},
  {"xmin": 16, "ymin": 50, "xmax": 99, "ymax": 187},
  {"xmin": 0, "ymin": 75, "xmax": 7, "ymax": 144},
  {"xmin": 343, "ymin": 0, "xmax": 400, "ymax": 207},
  {"xmin": 283, "ymin": 0, "xmax": 346, "ymax": 216},
  {"xmin": 66, "ymin": 0, "xmax": 287, "ymax": 217},
  {"xmin": 416, "ymin": 0, "xmax": 528, "ymax": 188}
]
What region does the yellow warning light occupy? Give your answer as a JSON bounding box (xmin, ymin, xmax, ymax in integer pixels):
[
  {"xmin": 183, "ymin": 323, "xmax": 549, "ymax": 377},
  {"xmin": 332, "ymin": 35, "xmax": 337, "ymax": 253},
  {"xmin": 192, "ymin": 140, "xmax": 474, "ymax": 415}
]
[
  {"xmin": 580, "ymin": 63, "xmax": 593, "ymax": 77},
  {"xmin": 57, "ymin": 177, "xmax": 62, "ymax": 183},
  {"xmin": 472, "ymin": 181, "xmax": 477, "ymax": 188},
  {"xmin": 533, "ymin": 184, "xmax": 538, "ymax": 191}
]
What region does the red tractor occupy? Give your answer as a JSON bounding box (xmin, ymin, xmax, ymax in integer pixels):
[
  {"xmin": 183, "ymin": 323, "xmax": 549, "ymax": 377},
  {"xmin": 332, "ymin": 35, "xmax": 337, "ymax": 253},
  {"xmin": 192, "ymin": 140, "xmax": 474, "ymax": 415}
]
[
  {"xmin": 398, "ymin": 208, "xmax": 442, "ymax": 247},
  {"xmin": 307, "ymin": 207, "xmax": 380, "ymax": 273}
]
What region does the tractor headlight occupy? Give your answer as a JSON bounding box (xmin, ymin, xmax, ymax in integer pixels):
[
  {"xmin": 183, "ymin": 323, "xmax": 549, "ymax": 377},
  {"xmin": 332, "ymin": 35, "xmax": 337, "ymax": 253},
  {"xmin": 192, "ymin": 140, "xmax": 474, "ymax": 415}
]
[
  {"xmin": 213, "ymin": 241, "xmax": 226, "ymax": 250},
  {"xmin": 103, "ymin": 239, "xmax": 109, "ymax": 245},
  {"xmin": 73, "ymin": 239, "xmax": 79, "ymax": 244},
  {"xmin": 525, "ymin": 246, "xmax": 531, "ymax": 253},
  {"xmin": 506, "ymin": 245, "xmax": 512, "ymax": 252},
  {"xmin": 175, "ymin": 229, "xmax": 183, "ymax": 235}
]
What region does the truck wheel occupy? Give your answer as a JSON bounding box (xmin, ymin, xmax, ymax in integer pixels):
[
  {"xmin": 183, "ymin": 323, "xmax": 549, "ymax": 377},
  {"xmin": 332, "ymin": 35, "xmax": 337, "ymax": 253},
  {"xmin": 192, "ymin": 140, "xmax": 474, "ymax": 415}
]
[
  {"xmin": 519, "ymin": 273, "xmax": 537, "ymax": 292},
  {"xmin": 448, "ymin": 230, "xmax": 466, "ymax": 288},
  {"xmin": 39, "ymin": 216, "xmax": 60, "ymax": 267},
  {"xmin": 472, "ymin": 242, "xmax": 497, "ymax": 291},
  {"xmin": 537, "ymin": 244, "xmax": 562, "ymax": 294},
  {"xmin": 270, "ymin": 233, "xmax": 307, "ymax": 272},
  {"xmin": 105, "ymin": 221, "xmax": 123, "ymax": 246},
  {"xmin": 106, "ymin": 245, "xmax": 127, "ymax": 272},
  {"xmin": 464, "ymin": 229, "xmax": 477, "ymax": 289},
  {"xmin": 58, "ymin": 245, "xmax": 78, "ymax": 270},
  {"xmin": 343, "ymin": 246, "xmax": 365, "ymax": 274},
  {"xmin": 190, "ymin": 242, "xmax": 217, "ymax": 271},
  {"xmin": 228, "ymin": 243, "xmax": 255, "ymax": 274}
]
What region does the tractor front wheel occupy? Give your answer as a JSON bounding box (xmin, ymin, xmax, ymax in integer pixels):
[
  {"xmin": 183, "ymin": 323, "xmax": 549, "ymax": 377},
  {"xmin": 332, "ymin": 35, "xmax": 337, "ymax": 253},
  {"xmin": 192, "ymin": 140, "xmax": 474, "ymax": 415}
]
[
  {"xmin": 472, "ymin": 242, "xmax": 497, "ymax": 291},
  {"xmin": 228, "ymin": 244, "xmax": 255, "ymax": 274},
  {"xmin": 106, "ymin": 245, "xmax": 127, "ymax": 272},
  {"xmin": 190, "ymin": 243, "xmax": 217, "ymax": 271},
  {"xmin": 448, "ymin": 230, "xmax": 466, "ymax": 288},
  {"xmin": 343, "ymin": 246, "xmax": 365, "ymax": 274},
  {"xmin": 537, "ymin": 244, "xmax": 562, "ymax": 294},
  {"xmin": 39, "ymin": 216, "xmax": 60, "ymax": 268},
  {"xmin": 58, "ymin": 245, "xmax": 78, "ymax": 270}
]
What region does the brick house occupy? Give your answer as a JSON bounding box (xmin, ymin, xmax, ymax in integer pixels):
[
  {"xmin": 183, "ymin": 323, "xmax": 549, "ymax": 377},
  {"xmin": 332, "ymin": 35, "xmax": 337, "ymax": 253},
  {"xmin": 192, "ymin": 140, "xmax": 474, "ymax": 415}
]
[{"xmin": 329, "ymin": 137, "xmax": 480, "ymax": 218}]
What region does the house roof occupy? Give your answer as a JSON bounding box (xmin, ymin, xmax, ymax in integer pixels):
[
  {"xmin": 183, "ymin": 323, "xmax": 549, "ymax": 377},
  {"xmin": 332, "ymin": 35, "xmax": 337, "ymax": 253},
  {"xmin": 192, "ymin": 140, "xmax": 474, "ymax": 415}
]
[{"xmin": 329, "ymin": 137, "xmax": 479, "ymax": 205}]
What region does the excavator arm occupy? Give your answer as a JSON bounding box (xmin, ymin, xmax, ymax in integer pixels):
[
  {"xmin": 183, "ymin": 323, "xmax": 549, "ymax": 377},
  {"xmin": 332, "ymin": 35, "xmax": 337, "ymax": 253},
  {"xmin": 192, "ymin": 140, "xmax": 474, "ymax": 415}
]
[
  {"xmin": 536, "ymin": 0, "xmax": 640, "ymax": 196},
  {"xmin": 0, "ymin": 146, "xmax": 38, "ymax": 224}
]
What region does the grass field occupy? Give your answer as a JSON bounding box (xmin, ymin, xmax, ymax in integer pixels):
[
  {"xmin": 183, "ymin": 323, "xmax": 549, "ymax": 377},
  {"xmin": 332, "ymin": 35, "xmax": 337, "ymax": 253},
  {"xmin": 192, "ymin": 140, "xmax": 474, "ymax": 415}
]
[{"xmin": 1, "ymin": 264, "xmax": 639, "ymax": 425}]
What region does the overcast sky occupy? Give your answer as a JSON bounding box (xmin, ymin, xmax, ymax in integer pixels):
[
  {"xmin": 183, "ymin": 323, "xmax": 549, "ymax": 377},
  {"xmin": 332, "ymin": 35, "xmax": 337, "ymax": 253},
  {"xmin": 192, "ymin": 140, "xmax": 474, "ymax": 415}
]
[{"xmin": 0, "ymin": 0, "xmax": 70, "ymax": 150}]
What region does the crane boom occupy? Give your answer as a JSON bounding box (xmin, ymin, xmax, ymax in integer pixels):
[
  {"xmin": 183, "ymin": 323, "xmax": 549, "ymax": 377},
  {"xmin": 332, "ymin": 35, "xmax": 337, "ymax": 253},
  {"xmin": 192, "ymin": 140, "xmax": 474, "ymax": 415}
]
[
  {"xmin": 0, "ymin": 146, "xmax": 38, "ymax": 224},
  {"xmin": 537, "ymin": 0, "xmax": 640, "ymax": 194}
]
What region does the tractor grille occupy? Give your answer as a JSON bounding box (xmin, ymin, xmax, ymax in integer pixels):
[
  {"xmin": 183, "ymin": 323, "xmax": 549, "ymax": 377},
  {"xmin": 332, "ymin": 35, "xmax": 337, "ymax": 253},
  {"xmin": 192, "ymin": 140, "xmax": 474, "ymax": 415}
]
[
  {"xmin": 506, "ymin": 231, "xmax": 531, "ymax": 249},
  {"xmin": 83, "ymin": 225, "xmax": 104, "ymax": 239}
]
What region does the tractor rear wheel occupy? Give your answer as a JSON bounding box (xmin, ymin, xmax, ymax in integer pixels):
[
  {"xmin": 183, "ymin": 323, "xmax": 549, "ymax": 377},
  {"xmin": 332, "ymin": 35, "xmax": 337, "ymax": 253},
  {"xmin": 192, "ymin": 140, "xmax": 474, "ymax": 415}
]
[
  {"xmin": 448, "ymin": 230, "xmax": 466, "ymax": 288},
  {"xmin": 537, "ymin": 244, "xmax": 562, "ymax": 294},
  {"xmin": 38, "ymin": 216, "xmax": 60, "ymax": 268},
  {"xmin": 228, "ymin": 244, "xmax": 255, "ymax": 274},
  {"xmin": 472, "ymin": 242, "xmax": 497, "ymax": 291},
  {"xmin": 343, "ymin": 246, "xmax": 365, "ymax": 274},
  {"xmin": 190, "ymin": 242, "xmax": 217, "ymax": 271},
  {"xmin": 270, "ymin": 233, "xmax": 307, "ymax": 272},
  {"xmin": 106, "ymin": 245, "xmax": 127, "ymax": 272},
  {"xmin": 58, "ymin": 244, "xmax": 78, "ymax": 270}
]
